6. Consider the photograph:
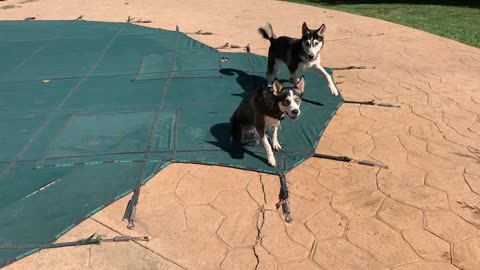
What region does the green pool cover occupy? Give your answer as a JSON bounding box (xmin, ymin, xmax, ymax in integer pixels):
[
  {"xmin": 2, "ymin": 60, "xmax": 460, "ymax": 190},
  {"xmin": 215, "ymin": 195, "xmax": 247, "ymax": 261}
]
[{"xmin": 0, "ymin": 20, "xmax": 342, "ymax": 266}]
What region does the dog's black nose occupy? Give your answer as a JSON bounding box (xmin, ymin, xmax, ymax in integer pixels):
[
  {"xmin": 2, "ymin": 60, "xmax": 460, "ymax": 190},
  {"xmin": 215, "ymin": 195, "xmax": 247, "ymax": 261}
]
[
  {"xmin": 292, "ymin": 109, "xmax": 299, "ymax": 116},
  {"xmin": 308, "ymin": 53, "xmax": 315, "ymax": 59}
]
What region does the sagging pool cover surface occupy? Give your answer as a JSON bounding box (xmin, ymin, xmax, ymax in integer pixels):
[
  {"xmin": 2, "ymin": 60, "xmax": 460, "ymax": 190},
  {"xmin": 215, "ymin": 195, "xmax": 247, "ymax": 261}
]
[{"xmin": 0, "ymin": 20, "xmax": 342, "ymax": 265}]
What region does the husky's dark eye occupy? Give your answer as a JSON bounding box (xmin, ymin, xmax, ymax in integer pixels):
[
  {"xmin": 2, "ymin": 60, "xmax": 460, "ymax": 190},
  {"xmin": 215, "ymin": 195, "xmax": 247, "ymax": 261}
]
[
  {"xmin": 305, "ymin": 40, "xmax": 310, "ymax": 46},
  {"xmin": 313, "ymin": 40, "xmax": 319, "ymax": 46},
  {"xmin": 294, "ymin": 97, "xmax": 301, "ymax": 103},
  {"xmin": 282, "ymin": 99, "xmax": 291, "ymax": 106}
]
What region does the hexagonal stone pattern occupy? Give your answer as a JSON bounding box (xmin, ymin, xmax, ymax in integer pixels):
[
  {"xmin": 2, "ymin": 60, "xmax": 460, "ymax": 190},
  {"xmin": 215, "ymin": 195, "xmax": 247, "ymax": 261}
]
[
  {"xmin": 465, "ymin": 173, "xmax": 480, "ymax": 194},
  {"xmin": 261, "ymin": 212, "xmax": 309, "ymax": 263},
  {"xmin": 187, "ymin": 166, "xmax": 256, "ymax": 189},
  {"xmin": 314, "ymin": 238, "xmax": 386, "ymax": 270},
  {"xmin": 212, "ymin": 189, "xmax": 259, "ymax": 215},
  {"xmin": 148, "ymin": 231, "xmax": 228, "ymax": 270},
  {"xmin": 289, "ymin": 194, "xmax": 326, "ymax": 223},
  {"xmin": 391, "ymin": 185, "xmax": 449, "ymax": 210},
  {"xmin": 332, "ymin": 190, "xmax": 385, "ymax": 219},
  {"xmin": 377, "ymin": 163, "xmax": 426, "ymax": 195},
  {"xmin": 254, "ymin": 245, "xmax": 278, "ymax": 270},
  {"xmin": 221, "ymin": 248, "xmax": 257, "ymax": 270},
  {"xmin": 392, "ymin": 261, "xmax": 459, "ymax": 270},
  {"xmin": 368, "ymin": 121, "xmax": 409, "ymax": 137},
  {"xmin": 285, "ymin": 220, "xmax": 315, "ymax": 249},
  {"xmin": 407, "ymin": 149, "xmax": 459, "ymax": 172},
  {"xmin": 185, "ymin": 205, "xmax": 224, "ymax": 232},
  {"xmin": 217, "ymin": 210, "xmax": 258, "ymax": 248},
  {"xmin": 426, "ymin": 171, "xmax": 471, "ymax": 194},
  {"xmin": 175, "ymin": 165, "xmax": 254, "ymax": 206},
  {"xmin": 403, "ymin": 228, "xmax": 451, "ymax": 261},
  {"xmin": 142, "ymin": 163, "xmax": 191, "ymax": 196},
  {"xmin": 135, "ymin": 194, "xmax": 187, "ymax": 236},
  {"xmin": 369, "ymin": 136, "xmax": 407, "ymax": 165},
  {"xmin": 287, "ymin": 167, "xmax": 333, "ymax": 203},
  {"xmin": 262, "ymin": 233, "xmax": 309, "ymax": 264},
  {"xmin": 347, "ymin": 218, "xmax": 420, "ymax": 267},
  {"xmin": 306, "ymin": 207, "xmax": 347, "ymax": 239},
  {"xmin": 280, "ymin": 260, "xmax": 322, "ymax": 270},
  {"xmin": 453, "ymin": 237, "xmax": 480, "ymax": 270},
  {"xmin": 317, "ymin": 164, "xmax": 378, "ymax": 193},
  {"xmin": 449, "ymin": 192, "xmax": 480, "ymax": 227},
  {"xmin": 175, "ymin": 174, "xmax": 224, "ymax": 205},
  {"xmin": 354, "ymin": 138, "xmax": 374, "ymax": 156},
  {"xmin": 377, "ymin": 199, "xmax": 423, "ymax": 230},
  {"xmin": 425, "ymin": 209, "xmax": 480, "ymax": 243},
  {"xmin": 89, "ymin": 241, "xmax": 182, "ymax": 270}
]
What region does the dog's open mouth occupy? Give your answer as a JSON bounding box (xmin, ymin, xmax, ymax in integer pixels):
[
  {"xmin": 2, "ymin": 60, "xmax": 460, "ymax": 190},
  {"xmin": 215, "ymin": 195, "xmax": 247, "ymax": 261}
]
[{"xmin": 287, "ymin": 114, "xmax": 299, "ymax": 120}]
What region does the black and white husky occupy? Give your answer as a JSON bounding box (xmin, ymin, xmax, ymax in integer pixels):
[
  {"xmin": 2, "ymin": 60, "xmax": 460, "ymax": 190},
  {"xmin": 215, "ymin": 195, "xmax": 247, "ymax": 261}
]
[
  {"xmin": 258, "ymin": 22, "xmax": 339, "ymax": 96},
  {"xmin": 230, "ymin": 77, "xmax": 305, "ymax": 167}
]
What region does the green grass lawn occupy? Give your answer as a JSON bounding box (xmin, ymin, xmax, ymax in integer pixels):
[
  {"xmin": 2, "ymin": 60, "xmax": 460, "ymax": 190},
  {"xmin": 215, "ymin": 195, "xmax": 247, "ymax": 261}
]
[{"xmin": 288, "ymin": 1, "xmax": 480, "ymax": 48}]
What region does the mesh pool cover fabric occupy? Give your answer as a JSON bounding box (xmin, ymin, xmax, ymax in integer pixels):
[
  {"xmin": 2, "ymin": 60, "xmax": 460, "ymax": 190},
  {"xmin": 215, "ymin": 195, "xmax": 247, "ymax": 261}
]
[{"xmin": 0, "ymin": 20, "xmax": 342, "ymax": 265}]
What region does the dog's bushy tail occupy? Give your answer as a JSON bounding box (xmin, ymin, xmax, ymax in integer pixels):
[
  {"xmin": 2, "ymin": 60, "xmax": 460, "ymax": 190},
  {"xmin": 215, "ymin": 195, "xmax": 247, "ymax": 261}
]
[{"xmin": 258, "ymin": 22, "xmax": 276, "ymax": 42}]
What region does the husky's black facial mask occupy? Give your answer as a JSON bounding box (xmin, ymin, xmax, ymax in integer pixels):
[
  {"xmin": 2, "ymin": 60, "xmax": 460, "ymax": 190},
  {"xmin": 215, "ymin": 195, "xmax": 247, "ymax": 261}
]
[
  {"xmin": 272, "ymin": 76, "xmax": 305, "ymax": 120},
  {"xmin": 301, "ymin": 22, "xmax": 326, "ymax": 62}
]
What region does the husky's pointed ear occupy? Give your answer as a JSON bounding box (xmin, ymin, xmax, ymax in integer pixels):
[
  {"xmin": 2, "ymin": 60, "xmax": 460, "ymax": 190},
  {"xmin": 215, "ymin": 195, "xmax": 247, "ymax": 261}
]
[
  {"xmin": 316, "ymin": 24, "xmax": 326, "ymax": 36},
  {"xmin": 295, "ymin": 76, "xmax": 305, "ymax": 95},
  {"xmin": 302, "ymin": 22, "xmax": 309, "ymax": 36},
  {"xmin": 272, "ymin": 80, "xmax": 283, "ymax": 96}
]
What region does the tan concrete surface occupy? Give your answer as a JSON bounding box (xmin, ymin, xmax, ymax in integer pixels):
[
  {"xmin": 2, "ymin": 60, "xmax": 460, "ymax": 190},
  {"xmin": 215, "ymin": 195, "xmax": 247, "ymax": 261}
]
[{"xmin": 2, "ymin": 0, "xmax": 480, "ymax": 269}]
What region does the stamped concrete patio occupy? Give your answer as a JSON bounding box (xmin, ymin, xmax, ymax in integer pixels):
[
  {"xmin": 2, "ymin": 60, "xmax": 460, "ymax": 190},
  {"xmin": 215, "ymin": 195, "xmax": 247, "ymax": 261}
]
[{"xmin": 2, "ymin": 0, "xmax": 480, "ymax": 269}]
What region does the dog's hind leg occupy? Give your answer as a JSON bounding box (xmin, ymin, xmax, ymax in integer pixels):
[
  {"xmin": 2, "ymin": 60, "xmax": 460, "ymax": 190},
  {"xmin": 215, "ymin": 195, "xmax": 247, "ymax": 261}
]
[
  {"xmin": 266, "ymin": 58, "xmax": 279, "ymax": 85},
  {"xmin": 289, "ymin": 72, "xmax": 299, "ymax": 84},
  {"xmin": 240, "ymin": 125, "xmax": 259, "ymax": 143},
  {"xmin": 261, "ymin": 133, "xmax": 276, "ymax": 167},
  {"xmin": 313, "ymin": 65, "xmax": 339, "ymax": 96},
  {"xmin": 272, "ymin": 126, "xmax": 281, "ymax": 151},
  {"xmin": 288, "ymin": 64, "xmax": 301, "ymax": 84}
]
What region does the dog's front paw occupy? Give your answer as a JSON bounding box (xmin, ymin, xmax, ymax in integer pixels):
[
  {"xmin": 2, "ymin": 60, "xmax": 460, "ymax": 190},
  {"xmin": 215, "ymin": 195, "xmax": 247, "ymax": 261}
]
[
  {"xmin": 267, "ymin": 155, "xmax": 277, "ymax": 167},
  {"xmin": 329, "ymin": 84, "xmax": 339, "ymax": 96},
  {"xmin": 272, "ymin": 140, "xmax": 282, "ymax": 151}
]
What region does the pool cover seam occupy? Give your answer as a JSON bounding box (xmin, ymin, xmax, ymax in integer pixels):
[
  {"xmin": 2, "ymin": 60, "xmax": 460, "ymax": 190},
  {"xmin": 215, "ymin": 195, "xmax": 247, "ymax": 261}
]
[
  {"xmin": 0, "ymin": 29, "xmax": 183, "ymax": 45},
  {"xmin": 0, "ymin": 68, "xmax": 223, "ymax": 84},
  {"xmin": 0, "ymin": 21, "xmax": 72, "ymax": 81},
  {"xmin": 0, "ymin": 99, "xmax": 341, "ymax": 116},
  {"xmin": 0, "ymin": 24, "xmax": 126, "ymax": 179},
  {"xmin": 134, "ymin": 30, "xmax": 180, "ymax": 182},
  {"xmin": 0, "ymin": 148, "xmax": 313, "ymax": 165},
  {"xmin": 35, "ymin": 114, "xmax": 76, "ymax": 168},
  {"xmin": 171, "ymin": 109, "xmax": 181, "ymax": 161}
]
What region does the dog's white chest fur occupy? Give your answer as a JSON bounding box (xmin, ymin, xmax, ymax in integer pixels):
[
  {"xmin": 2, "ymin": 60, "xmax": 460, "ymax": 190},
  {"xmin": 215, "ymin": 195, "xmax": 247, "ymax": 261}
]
[
  {"xmin": 264, "ymin": 116, "xmax": 280, "ymax": 129},
  {"xmin": 298, "ymin": 57, "xmax": 320, "ymax": 71}
]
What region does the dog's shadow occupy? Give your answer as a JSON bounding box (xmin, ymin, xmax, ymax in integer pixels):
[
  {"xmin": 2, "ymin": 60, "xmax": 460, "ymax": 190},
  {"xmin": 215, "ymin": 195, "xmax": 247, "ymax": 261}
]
[
  {"xmin": 206, "ymin": 69, "xmax": 271, "ymax": 164},
  {"xmin": 208, "ymin": 122, "xmax": 268, "ymax": 164},
  {"xmin": 219, "ymin": 68, "xmax": 324, "ymax": 106},
  {"xmin": 219, "ymin": 68, "xmax": 268, "ymax": 98}
]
